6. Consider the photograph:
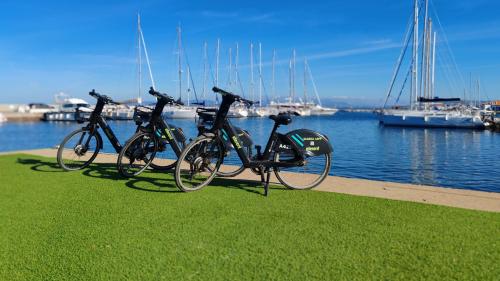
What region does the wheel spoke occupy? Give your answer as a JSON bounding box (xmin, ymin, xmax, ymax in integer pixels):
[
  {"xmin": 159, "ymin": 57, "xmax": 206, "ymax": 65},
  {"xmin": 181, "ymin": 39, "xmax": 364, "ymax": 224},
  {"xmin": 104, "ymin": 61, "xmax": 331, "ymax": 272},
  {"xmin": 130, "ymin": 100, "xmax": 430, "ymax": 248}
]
[
  {"xmin": 175, "ymin": 137, "xmax": 223, "ymax": 192},
  {"xmin": 57, "ymin": 129, "xmax": 99, "ymax": 171}
]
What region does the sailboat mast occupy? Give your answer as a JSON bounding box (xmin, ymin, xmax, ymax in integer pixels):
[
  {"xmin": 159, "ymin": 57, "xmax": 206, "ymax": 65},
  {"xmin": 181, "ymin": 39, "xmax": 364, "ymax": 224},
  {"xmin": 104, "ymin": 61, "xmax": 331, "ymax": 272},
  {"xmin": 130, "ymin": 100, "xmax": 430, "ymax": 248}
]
[
  {"xmin": 139, "ymin": 18, "xmax": 155, "ymax": 90},
  {"xmin": 303, "ymin": 58, "xmax": 308, "ymax": 104},
  {"xmin": 137, "ymin": 14, "xmax": 142, "ymax": 104},
  {"xmin": 186, "ymin": 66, "xmax": 191, "ymax": 106},
  {"xmin": 288, "ymin": 58, "xmax": 292, "ymax": 103},
  {"xmin": 216, "ymin": 39, "xmax": 220, "ymax": 87},
  {"xmin": 235, "ymin": 42, "xmax": 242, "ymax": 95},
  {"xmin": 259, "ymin": 43, "xmax": 262, "ymax": 107},
  {"xmin": 306, "ymin": 61, "xmax": 322, "ymax": 107},
  {"xmin": 420, "ymin": 0, "xmax": 429, "ymax": 100},
  {"xmin": 202, "ymin": 42, "xmax": 207, "ymax": 100},
  {"xmin": 177, "ymin": 24, "xmax": 182, "ymax": 101},
  {"xmin": 228, "ymin": 47, "xmax": 232, "ymax": 90},
  {"xmin": 426, "ymin": 20, "xmax": 433, "ymax": 100},
  {"xmin": 292, "ymin": 49, "xmax": 296, "ymax": 102},
  {"xmin": 250, "ymin": 42, "xmax": 254, "ymax": 102},
  {"xmin": 476, "ymin": 78, "xmax": 480, "ymax": 107},
  {"xmin": 271, "ymin": 49, "xmax": 275, "ymax": 102},
  {"xmin": 411, "ymin": 0, "xmax": 419, "ymax": 109},
  {"xmin": 431, "ymin": 32, "xmax": 436, "ymax": 99}
]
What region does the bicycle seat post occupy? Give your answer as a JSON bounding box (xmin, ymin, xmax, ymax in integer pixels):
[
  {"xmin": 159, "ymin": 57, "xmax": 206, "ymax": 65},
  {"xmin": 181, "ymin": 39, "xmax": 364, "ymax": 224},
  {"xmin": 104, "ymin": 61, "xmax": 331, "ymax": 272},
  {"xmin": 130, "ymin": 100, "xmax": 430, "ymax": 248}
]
[{"xmin": 255, "ymin": 145, "xmax": 262, "ymax": 159}]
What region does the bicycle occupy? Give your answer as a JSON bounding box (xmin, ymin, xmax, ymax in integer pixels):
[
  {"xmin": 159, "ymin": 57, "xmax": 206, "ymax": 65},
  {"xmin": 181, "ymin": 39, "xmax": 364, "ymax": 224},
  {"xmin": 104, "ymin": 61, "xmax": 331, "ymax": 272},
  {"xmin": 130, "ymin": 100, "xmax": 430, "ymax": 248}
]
[
  {"xmin": 117, "ymin": 87, "xmax": 187, "ymax": 177},
  {"xmin": 57, "ymin": 90, "xmax": 135, "ymax": 170},
  {"xmin": 195, "ymin": 107, "xmax": 252, "ymax": 177},
  {"xmin": 174, "ymin": 87, "xmax": 333, "ymax": 196}
]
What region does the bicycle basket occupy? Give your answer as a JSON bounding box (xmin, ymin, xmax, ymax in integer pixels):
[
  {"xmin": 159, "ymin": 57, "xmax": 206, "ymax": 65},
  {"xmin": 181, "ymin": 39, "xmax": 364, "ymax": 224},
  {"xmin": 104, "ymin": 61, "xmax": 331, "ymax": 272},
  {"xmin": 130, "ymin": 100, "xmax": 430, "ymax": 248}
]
[
  {"xmin": 133, "ymin": 106, "xmax": 153, "ymax": 124},
  {"xmin": 196, "ymin": 107, "xmax": 217, "ymax": 125}
]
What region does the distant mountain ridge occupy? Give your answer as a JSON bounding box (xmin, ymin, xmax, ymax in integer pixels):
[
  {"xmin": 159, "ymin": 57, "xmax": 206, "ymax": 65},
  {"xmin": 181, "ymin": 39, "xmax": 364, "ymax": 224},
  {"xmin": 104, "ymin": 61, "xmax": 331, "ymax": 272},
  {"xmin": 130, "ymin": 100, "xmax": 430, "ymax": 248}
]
[{"xmin": 320, "ymin": 96, "xmax": 384, "ymax": 109}]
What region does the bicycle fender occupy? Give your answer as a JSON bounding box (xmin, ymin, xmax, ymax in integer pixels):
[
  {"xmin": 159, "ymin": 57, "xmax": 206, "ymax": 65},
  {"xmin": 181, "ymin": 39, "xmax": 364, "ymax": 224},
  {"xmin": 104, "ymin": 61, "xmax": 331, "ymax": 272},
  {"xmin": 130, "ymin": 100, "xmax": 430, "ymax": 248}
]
[
  {"xmin": 284, "ymin": 129, "xmax": 332, "ymax": 156},
  {"xmin": 94, "ymin": 131, "xmax": 104, "ymax": 150},
  {"xmin": 168, "ymin": 125, "xmax": 187, "ymax": 143}
]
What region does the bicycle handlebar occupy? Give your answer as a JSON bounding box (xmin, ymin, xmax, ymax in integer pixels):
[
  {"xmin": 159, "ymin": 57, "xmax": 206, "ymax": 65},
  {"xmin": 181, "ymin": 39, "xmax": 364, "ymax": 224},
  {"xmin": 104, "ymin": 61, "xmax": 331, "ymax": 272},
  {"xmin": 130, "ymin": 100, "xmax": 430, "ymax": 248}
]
[
  {"xmin": 212, "ymin": 87, "xmax": 254, "ymax": 106},
  {"xmin": 89, "ymin": 89, "xmax": 120, "ymax": 105},
  {"xmin": 148, "ymin": 87, "xmax": 182, "ymax": 105}
]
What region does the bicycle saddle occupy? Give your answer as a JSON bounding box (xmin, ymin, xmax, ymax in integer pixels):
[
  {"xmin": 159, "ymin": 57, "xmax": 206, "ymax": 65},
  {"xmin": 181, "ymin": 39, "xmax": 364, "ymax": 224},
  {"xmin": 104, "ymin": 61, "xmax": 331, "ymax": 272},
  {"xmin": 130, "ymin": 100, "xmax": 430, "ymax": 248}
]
[{"xmin": 269, "ymin": 114, "xmax": 292, "ymax": 125}]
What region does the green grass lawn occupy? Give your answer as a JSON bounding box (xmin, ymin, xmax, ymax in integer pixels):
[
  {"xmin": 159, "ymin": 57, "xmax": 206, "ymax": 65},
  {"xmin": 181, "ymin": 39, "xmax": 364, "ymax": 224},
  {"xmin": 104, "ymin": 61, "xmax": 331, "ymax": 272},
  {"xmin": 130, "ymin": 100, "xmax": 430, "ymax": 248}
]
[{"xmin": 0, "ymin": 154, "xmax": 499, "ymax": 281}]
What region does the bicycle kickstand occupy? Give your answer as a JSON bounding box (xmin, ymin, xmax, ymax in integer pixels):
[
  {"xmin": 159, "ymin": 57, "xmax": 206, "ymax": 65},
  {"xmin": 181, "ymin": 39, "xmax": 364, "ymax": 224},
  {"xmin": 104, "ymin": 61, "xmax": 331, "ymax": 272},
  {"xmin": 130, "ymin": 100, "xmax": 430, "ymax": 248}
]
[{"xmin": 259, "ymin": 166, "xmax": 271, "ymax": 197}]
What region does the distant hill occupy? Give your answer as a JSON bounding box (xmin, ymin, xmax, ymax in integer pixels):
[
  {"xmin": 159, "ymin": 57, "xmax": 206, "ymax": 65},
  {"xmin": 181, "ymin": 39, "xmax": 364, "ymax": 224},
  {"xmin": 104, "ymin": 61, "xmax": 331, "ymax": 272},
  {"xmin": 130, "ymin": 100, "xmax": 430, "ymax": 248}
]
[{"xmin": 320, "ymin": 96, "xmax": 384, "ymax": 109}]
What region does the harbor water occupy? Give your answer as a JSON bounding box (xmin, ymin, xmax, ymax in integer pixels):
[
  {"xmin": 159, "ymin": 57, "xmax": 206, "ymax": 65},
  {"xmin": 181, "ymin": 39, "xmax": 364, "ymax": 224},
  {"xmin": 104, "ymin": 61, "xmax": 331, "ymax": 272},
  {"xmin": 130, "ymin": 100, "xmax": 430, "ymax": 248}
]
[{"xmin": 0, "ymin": 111, "xmax": 498, "ymax": 193}]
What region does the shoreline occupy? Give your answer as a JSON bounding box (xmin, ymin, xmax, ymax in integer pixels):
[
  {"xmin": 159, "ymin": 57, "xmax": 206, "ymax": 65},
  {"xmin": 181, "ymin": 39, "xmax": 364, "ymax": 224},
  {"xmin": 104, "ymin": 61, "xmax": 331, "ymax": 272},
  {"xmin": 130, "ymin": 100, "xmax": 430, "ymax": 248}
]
[
  {"xmin": 0, "ymin": 112, "xmax": 43, "ymax": 122},
  {"xmin": 1, "ymin": 148, "xmax": 499, "ymax": 213}
]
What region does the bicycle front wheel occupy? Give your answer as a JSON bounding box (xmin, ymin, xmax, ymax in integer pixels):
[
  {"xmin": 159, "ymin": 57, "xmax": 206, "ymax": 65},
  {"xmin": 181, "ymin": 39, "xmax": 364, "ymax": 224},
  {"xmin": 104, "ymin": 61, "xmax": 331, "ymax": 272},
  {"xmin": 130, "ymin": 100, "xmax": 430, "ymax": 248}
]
[
  {"xmin": 175, "ymin": 136, "xmax": 224, "ymax": 192},
  {"xmin": 273, "ymin": 152, "xmax": 331, "ymax": 190},
  {"xmin": 216, "ymin": 146, "xmax": 250, "ymax": 177},
  {"xmin": 117, "ymin": 132, "xmax": 157, "ymax": 177},
  {"xmin": 57, "ymin": 128, "xmax": 101, "ymax": 171}
]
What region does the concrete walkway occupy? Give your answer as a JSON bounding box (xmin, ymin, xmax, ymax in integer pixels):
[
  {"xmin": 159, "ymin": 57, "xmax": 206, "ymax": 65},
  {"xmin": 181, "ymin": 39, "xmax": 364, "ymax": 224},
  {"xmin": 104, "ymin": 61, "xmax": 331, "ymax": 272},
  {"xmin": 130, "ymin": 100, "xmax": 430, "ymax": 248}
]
[{"xmin": 2, "ymin": 148, "xmax": 499, "ymax": 213}]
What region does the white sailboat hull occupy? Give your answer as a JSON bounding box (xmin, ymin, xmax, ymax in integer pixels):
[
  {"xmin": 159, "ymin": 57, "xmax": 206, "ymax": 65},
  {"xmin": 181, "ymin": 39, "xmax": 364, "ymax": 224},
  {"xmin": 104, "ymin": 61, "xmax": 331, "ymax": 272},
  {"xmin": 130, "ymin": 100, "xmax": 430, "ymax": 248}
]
[
  {"xmin": 309, "ymin": 106, "xmax": 338, "ymax": 116},
  {"xmin": 163, "ymin": 107, "xmax": 197, "ymax": 119},
  {"xmin": 228, "ymin": 107, "xmax": 249, "ymax": 118},
  {"xmin": 380, "ymin": 110, "xmax": 485, "ymax": 129},
  {"xmin": 248, "ymin": 107, "xmax": 274, "ymax": 117}
]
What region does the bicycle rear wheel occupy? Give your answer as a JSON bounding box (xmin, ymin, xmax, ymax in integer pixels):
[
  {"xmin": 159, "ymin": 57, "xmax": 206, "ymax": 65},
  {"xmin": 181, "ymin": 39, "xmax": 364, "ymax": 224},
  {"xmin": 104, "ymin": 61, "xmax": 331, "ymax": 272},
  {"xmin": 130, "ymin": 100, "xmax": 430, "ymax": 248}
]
[
  {"xmin": 174, "ymin": 136, "xmax": 224, "ymax": 192},
  {"xmin": 57, "ymin": 128, "xmax": 101, "ymax": 171},
  {"xmin": 149, "ymin": 138, "xmax": 185, "ymax": 171},
  {"xmin": 117, "ymin": 132, "xmax": 157, "ymax": 177},
  {"xmin": 273, "ymin": 152, "xmax": 331, "ymax": 190}
]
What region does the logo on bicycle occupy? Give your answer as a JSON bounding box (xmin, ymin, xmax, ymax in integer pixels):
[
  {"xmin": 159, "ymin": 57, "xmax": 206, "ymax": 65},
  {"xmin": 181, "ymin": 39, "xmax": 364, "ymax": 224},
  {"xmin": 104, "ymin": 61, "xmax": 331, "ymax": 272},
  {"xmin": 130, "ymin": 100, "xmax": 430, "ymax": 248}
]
[{"xmin": 231, "ymin": 136, "xmax": 242, "ymax": 149}]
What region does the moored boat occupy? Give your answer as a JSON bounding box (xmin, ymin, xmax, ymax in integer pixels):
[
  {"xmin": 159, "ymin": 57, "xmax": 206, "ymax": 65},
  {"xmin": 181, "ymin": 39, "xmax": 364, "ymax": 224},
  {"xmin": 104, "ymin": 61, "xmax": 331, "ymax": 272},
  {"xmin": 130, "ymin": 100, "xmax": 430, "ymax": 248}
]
[
  {"xmin": 42, "ymin": 96, "xmax": 92, "ymax": 122},
  {"xmin": 380, "ymin": 0, "xmax": 482, "ymax": 129},
  {"xmin": 380, "ymin": 109, "xmax": 484, "ymax": 128}
]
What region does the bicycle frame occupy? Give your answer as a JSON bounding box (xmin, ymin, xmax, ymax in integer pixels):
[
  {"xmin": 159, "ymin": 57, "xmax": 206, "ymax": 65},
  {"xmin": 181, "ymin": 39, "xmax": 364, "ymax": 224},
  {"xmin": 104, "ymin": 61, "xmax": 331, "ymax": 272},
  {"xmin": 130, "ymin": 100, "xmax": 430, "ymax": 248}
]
[
  {"xmin": 84, "ymin": 98, "xmax": 125, "ymax": 153},
  {"xmin": 209, "ymin": 95, "xmax": 304, "ymax": 169},
  {"xmin": 139, "ymin": 97, "xmax": 185, "ymax": 157}
]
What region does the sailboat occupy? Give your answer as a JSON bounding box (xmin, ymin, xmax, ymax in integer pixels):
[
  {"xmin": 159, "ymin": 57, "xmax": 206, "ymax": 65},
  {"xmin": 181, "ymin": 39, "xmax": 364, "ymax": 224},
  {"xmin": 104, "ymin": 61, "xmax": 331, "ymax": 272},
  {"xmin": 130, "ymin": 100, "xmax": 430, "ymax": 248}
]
[
  {"xmin": 163, "ymin": 25, "xmax": 197, "ymax": 119},
  {"xmin": 226, "ymin": 42, "xmax": 249, "ymax": 118},
  {"xmin": 165, "ymin": 25, "xmax": 198, "ymax": 119},
  {"xmin": 251, "ymin": 43, "xmax": 273, "ymax": 117},
  {"xmin": 303, "ymin": 58, "xmax": 338, "ymax": 116},
  {"xmin": 269, "ymin": 49, "xmax": 311, "ymax": 116},
  {"xmin": 380, "ymin": 0, "xmax": 484, "ymax": 129}
]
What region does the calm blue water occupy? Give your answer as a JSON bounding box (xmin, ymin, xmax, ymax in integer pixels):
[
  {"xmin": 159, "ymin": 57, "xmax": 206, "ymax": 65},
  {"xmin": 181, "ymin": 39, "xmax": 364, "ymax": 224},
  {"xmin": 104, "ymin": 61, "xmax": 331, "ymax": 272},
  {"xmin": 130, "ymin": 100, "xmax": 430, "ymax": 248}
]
[{"xmin": 1, "ymin": 112, "xmax": 499, "ymax": 192}]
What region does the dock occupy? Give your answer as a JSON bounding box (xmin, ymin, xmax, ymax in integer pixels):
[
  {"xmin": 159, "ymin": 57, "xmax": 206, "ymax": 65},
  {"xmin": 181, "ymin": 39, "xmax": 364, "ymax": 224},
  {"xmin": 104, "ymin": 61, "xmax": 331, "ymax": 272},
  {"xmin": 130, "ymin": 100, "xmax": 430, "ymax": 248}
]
[
  {"xmin": 2, "ymin": 148, "xmax": 499, "ymax": 213},
  {"xmin": 1, "ymin": 112, "xmax": 43, "ymax": 122}
]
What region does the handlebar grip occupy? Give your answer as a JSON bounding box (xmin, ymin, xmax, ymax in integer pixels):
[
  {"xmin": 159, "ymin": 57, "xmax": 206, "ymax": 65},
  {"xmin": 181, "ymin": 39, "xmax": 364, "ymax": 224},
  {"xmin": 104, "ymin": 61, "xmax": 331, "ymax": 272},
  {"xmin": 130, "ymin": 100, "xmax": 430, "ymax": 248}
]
[
  {"xmin": 89, "ymin": 89, "xmax": 98, "ymax": 97},
  {"xmin": 212, "ymin": 86, "xmax": 229, "ymax": 95}
]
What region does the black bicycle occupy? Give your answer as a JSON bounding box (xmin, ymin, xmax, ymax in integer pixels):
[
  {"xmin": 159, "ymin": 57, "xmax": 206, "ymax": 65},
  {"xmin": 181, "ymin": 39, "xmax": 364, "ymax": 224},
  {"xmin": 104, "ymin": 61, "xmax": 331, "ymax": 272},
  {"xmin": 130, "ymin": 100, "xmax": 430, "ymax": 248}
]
[
  {"xmin": 57, "ymin": 90, "xmax": 133, "ymax": 170},
  {"xmin": 195, "ymin": 107, "xmax": 252, "ymax": 177},
  {"xmin": 117, "ymin": 88, "xmax": 186, "ymax": 177},
  {"xmin": 174, "ymin": 87, "xmax": 333, "ymax": 196}
]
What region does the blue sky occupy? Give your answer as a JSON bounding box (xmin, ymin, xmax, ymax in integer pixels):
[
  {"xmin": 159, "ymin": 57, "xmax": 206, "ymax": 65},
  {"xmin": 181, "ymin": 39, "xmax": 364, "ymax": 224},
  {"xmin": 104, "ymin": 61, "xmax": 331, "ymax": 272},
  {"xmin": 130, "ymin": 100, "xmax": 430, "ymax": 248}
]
[{"xmin": 0, "ymin": 0, "xmax": 499, "ymax": 104}]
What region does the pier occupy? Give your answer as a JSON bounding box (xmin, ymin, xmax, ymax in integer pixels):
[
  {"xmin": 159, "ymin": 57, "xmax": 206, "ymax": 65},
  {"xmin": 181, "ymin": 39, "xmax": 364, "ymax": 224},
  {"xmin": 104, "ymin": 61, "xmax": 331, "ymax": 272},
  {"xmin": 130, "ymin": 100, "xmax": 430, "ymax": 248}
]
[{"xmin": 0, "ymin": 112, "xmax": 43, "ymax": 122}]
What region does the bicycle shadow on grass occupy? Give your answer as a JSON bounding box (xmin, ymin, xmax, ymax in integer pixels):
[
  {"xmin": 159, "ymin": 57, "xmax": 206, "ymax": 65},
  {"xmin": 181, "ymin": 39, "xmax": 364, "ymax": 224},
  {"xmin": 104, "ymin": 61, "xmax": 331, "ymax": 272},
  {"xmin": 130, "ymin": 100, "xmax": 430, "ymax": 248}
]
[
  {"xmin": 210, "ymin": 177, "xmax": 284, "ymax": 196},
  {"xmin": 65, "ymin": 161, "xmax": 180, "ymax": 192},
  {"xmin": 16, "ymin": 158, "xmax": 64, "ymax": 173},
  {"xmin": 15, "ymin": 157, "xmax": 283, "ymax": 196}
]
